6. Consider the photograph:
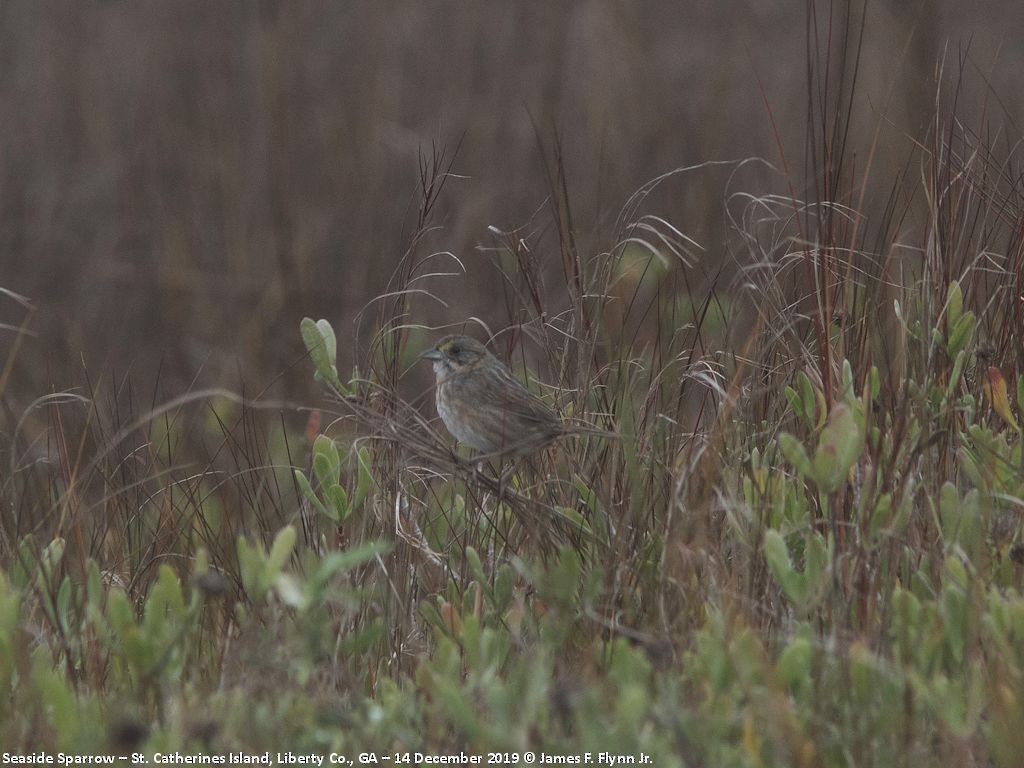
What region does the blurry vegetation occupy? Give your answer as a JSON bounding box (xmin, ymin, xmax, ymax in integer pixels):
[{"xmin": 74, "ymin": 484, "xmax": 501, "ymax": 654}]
[{"xmin": 3, "ymin": 1, "xmax": 1024, "ymax": 764}]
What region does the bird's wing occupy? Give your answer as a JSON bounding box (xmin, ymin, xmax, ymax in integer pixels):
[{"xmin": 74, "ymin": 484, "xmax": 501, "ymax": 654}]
[{"xmin": 475, "ymin": 362, "xmax": 559, "ymax": 426}]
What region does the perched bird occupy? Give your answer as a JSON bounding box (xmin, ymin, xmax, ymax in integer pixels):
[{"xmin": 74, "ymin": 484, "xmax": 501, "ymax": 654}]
[{"xmin": 420, "ymin": 334, "xmax": 602, "ymax": 456}]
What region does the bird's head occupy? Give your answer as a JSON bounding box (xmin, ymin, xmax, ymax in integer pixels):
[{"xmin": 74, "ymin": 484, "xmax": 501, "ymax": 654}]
[{"xmin": 420, "ymin": 335, "xmax": 489, "ymax": 375}]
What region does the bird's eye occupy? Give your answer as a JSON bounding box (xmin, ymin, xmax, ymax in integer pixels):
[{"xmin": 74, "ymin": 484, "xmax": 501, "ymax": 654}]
[{"xmin": 450, "ymin": 345, "xmax": 461, "ymax": 356}]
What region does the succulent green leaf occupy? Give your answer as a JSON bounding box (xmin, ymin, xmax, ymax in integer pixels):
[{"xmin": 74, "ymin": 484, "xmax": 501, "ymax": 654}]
[
  {"xmin": 545, "ymin": 547, "xmax": 583, "ymax": 606},
  {"xmin": 314, "ymin": 541, "xmax": 390, "ymax": 587},
  {"xmin": 85, "ymin": 560, "xmax": 102, "ymax": 612},
  {"xmin": 325, "ymin": 484, "xmax": 349, "ymax": 523},
  {"xmin": 294, "ymin": 469, "xmax": 332, "ymax": 520},
  {"xmin": 778, "ymin": 432, "xmax": 813, "ymax": 479},
  {"xmin": 267, "ymin": 526, "xmax": 297, "ymax": 580},
  {"xmin": 944, "ymin": 349, "xmax": 968, "ymax": 406},
  {"xmin": 352, "ymin": 446, "xmax": 374, "ymax": 509},
  {"xmin": 39, "ymin": 537, "xmax": 66, "ymax": 582},
  {"xmin": 301, "ymin": 317, "xmax": 333, "ymax": 377},
  {"xmin": 841, "ymin": 359, "xmax": 855, "ymax": 401},
  {"xmin": 106, "ymin": 589, "xmax": 134, "ymax": 635},
  {"xmin": 813, "ymin": 404, "xmax": 863, "ymax": 492},
  {"xmin": 312, "ymin": 435, "xmax": 341, "ymax": 487},
  {"xmin": 465, "ymin": 546, "xmax": 486, "ymax": 587},
  {"xmin": 942, "ymin": 583, "xmax": 967, "ymax": 663},
  {"xmin": 274, "ymin": 573, "xmax": 307, "ymax": 610},
  {"xmin": 849, "ymin": 643, "xmax": 881, "ymax": 703},
  {"xmin": 494, "ymin": 564, "xmax": 514, "ymax": 612},
  {"xmin": 300, "ymin": 317, "xmax": 345, "ymax": 391},
  {"xmin": 554, "ymin": 505, "xmax": 595, "ymax": 540},
  {"xmin": 939, "ymin": 482, "xmax": 959, "ymax": 543},
  {"xmin": 947, "ymin": 312, "xmax": 975, "ymax": 359},
  {"xmin": 764, "ymin": 529, "xmax": 805, "ymax": 605},
  {"xmin": 784, "ymin": 386, "xmax": 802, "ymax": 418},
  {"xmin": 804, "ymin": 532, "xmax": 830, "ymax": 595},
  {"xmin": 776, "ymin": 636, "xmax": 812, "ymax": 689},
  {"xmin": 798, "ymin": 371, "xmax": 816, "ymax": 427},
  {"xmin": 56, "ymin": 576, "xmax": 72, "ymax": 634},
  {"xmin": 946, "ymin": 280, "xmax": 963, "ymax": 328},
  {"xmin": 315, "ymin": 319, "xmax": 338, "ymax": 367},
  {"xmin": 32, "ymin": 649, "xmax": 78, "ymax": 741}
]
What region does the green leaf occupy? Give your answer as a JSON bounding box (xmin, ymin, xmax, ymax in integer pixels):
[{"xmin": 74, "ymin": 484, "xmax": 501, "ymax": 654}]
[
  {"xmin": 937, "ymin": 479, "xmax": 978, "ymax": 557},
  {"xmin": 85, "ymin": 560, "xmax": 102, "ymax": 612},
  {"xmin": 325, "ymin": 484, "xmax": 349, "ymax": 523},
  {"xmin": 957, "ymin": 490, "xmax": 983, "ymax": 559},
  {"xmin": 944, "ymin": 349, "xmax": 968, "ymax": 406},
  {"xmin": 301, "ymin": 317, "xmax": 333, "ymax": 378},
  {"xmin": 312, "ymin": 435, "xmax": 341, "ymax": 487},
  {"xmin": 544, "ymin": 547, "xmax": 582, "ymax": 606},
  {"xmin": 554, "ymin": 505, "xmax": 596, "ymax": 541},
  {"xmin": 312, "ymin": 541, "xmax": 391, "ymax": 592},
  {"xmin": 798, "ymin": 372, "xmax": 816, "ymax": 427},
  {"xmin": 813, "ymin": 404, "xmax": 863, "ymax": 492},
  {"xmin": 56, "ymin": 577, "xmax": 73, "ymax": 634},
  {"xmin": 945, "ymin": 554, "xmax": 969, "ymax": 590},
  {"xmin": 352, "ymin": 446, "xmax": 374, "ymax": 509},
  {"xmin": 784, "ymin": 386, "xmax": 803, "ymax": 418},
  {"xmin": 939, "ymin": 482, "xmax": 959, "ymax": 544},
  {"xmin": 465, "ymin": 546, "xmax": 486, "ymax": 587},
  {"xmin": 294, "ymin": 469, "xmax": 332, "ymax": 520},
  {"xmin": 494, "ymin": 565, "xmax": 514, "ymax": 612},
  {"xmin": 942, "ymin": 583, "xmax": 967, "ymax": 663},
  {"xmin": 300, "ymin": 317, "xmax": 345, "ymax": 391},
  {"xmin": 32, "ymin": 649, "xmax": 78, "ymax": 744},
  {"xmin": 39, "ymin": 537, "xmax": 66, "ymax": 581},
  {"xmin": 0, "ymin": 572, "xmax": 21, "ymax": 633},
  {"xmin": 776, "ymin": 636, "xmax": 812, "ymax": 690},
  {"xmin": 106, "ymin": 589, "xmax": 134, "ymax": 635},
  {"xmin": 891, "ymin": 588, "xmax": 921, "ymax": 661},
  {"xmin": 430, "ymin": 674, "xmax": 481, "ymax": 738},
  {"xmin": 764, "ymin": 529, "xmax": 805, "ymax": 605},
  {"xmin": 573, "ymin": 473, "xmax": 599, "ymax": 515},
  {"xmin": 868, "ymin": 492, "xmax": 892, "ymax": 538},
  {"xmin": 267, "ymin": 526, "xmax": 297, "ymax": 579},
  {"xmin": 460, "ymin": 614, "xmax": 482, "ymax": 670},
  {"xmin": 778, "ymin": 433, "xmax": 813, "ymax": 479},
  {"xmin": 338, "ymin": 619, "xmax": 386, "ymax": 658},
  {"xmin": 144, "ymin": 566, "xmax": 186, "ymax": 637},
  {"xmin": 315, "ymin": 319, "xmax": 338, "ymax": 367},
  {"xmin": 804, "ymin": 532, "xmax": 830, "ymax": 596},
  {"xmin": 274, "ymin": 573, "xmax": 307, "ymax": 610},
  {"xmin": 841, "ymin": 359, "xmax": 855, "ymax": 401},
  {"xmin": 947, "ymin": 312, "xmax": 976, "ymax": 359},
  {"xmin": 946, "ymin": 280, "xmax": 963, "ymax": 329},
  {"xmin": 312, "ymin": 454, "xmax": 334, "ymax": 490},
  {"xmin": 420, "ymin": 601, "xmax": 448, "ymax": 636},
  {"xmin": 849, "ymin": 643, "xmax": 882, "ymax": 703}
]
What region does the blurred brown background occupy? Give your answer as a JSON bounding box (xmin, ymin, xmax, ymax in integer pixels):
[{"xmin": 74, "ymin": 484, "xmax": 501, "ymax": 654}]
[{"xmin": 0, "ymin": 1, "xmax": 1020, "ymax": 406}]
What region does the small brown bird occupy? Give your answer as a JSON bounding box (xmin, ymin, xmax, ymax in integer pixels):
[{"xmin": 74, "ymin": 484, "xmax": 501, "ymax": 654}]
[{"xmin": 420, "ymin": 335, "xmax": 602, "ymax": 456}]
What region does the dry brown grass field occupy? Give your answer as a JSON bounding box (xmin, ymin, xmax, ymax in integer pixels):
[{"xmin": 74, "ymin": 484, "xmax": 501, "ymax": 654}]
[{"xmin": 2, "ymin": 2, "xmax": 1024, "ymax": 764}]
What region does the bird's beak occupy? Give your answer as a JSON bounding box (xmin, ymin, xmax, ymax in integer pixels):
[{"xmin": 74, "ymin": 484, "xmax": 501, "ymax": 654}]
[{"xmin": 419, "ymin": 348, "xmax": 443, "ymax": 362}]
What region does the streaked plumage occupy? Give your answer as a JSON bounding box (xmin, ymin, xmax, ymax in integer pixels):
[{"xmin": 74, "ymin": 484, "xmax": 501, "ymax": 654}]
[{"xmin": 420, "ymin": 335, "xmax": 564, "ymax": 455}]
